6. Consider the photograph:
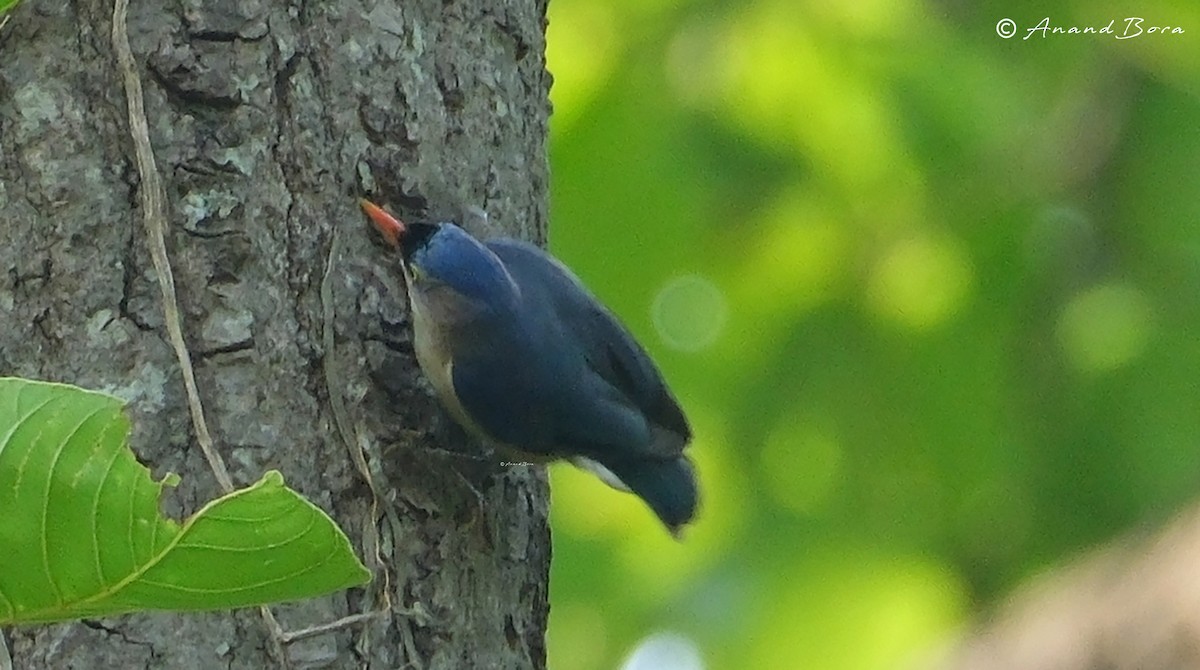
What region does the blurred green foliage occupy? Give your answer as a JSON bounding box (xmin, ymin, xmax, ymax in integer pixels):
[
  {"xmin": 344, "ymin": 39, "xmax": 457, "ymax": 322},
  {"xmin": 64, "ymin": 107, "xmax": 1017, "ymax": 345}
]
[{"xmin": 542, "ymin": 0, "xmax": 1200, "ymax": 668}]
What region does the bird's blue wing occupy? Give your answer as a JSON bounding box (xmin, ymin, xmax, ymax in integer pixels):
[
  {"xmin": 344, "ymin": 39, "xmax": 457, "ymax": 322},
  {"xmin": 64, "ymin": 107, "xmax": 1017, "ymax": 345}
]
[
  {"xmin": 447, "ymin": 337, "xmax": 557, "ymax": 450},
  {"xmin": 483, "ymin": 239, "xmax": 691, "ymax": 457},
  {"xmin": 449, "ymin": 316, "xmax": 652, "ymax": 458}
]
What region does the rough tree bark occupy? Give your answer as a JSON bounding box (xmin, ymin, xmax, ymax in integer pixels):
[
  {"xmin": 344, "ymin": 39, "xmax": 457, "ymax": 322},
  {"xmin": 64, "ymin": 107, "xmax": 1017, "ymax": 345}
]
[{"xmin": 0, "ymin": 0, "xmax": 551, "ymax": 667}]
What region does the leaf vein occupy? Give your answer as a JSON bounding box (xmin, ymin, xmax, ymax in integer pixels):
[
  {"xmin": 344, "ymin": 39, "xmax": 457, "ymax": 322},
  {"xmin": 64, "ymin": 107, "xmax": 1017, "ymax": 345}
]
[
  {"xmin": 92, "ymin": 418, "xmax": 128, "ymax": 589},
  {"xmin": 2, "ymin": 394, "xmax": 57, "ymax": 496},
  {"xmin": 41, "ymin": 404, "xmax": 108, "ymax": 606}
]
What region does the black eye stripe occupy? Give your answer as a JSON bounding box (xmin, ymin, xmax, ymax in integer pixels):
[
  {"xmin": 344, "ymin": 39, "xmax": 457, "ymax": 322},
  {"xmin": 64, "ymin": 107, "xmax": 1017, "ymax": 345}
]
[{"xmin": 400, "ymin": 223, "xmax": 440, "ymax": 260}]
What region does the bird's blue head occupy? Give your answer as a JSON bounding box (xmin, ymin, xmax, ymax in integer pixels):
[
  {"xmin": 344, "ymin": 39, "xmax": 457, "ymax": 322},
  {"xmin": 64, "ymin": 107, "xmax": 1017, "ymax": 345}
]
[
  {"xmin": 361, "ymin": 200, "xmax": 518, "ymax": 310},
  {"xmin": 397, "ymin": 221, "xmax": 519, "ymax": 311}
]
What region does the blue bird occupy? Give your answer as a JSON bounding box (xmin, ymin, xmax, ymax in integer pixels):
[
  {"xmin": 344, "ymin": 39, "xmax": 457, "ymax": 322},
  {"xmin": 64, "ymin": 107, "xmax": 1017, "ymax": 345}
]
[{"xmin": 361, "ymin": 200, "xmax": 699, "ymax": 535}]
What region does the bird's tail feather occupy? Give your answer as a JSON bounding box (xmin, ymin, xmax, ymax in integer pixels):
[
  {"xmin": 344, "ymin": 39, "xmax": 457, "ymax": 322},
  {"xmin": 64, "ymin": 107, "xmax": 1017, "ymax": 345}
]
[{"xmin": 602, "ymin": 456, "xmax": 699, "ymax": 536}]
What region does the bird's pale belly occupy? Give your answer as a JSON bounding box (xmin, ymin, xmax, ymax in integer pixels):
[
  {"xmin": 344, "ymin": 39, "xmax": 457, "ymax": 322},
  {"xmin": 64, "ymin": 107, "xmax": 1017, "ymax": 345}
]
[{"xmin": 409, "ymin": 295, "xmax": 488, "ymax": 438}]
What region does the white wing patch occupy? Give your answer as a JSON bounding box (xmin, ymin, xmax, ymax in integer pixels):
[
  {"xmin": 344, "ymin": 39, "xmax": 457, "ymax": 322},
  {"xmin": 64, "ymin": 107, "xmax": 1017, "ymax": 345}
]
[{"xmin": 571, "ymin": 457, "xmax": 631, "ymax": 493}]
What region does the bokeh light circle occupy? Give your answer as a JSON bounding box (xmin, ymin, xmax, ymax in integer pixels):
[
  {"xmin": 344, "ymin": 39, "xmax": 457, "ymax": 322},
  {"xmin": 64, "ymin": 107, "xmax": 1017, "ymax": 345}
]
[
  {"xmin": 1057, "ymin": 282, "xmax": 1153, "ymax": 372},
  {"xmin": 621, "ymin": 632, "xmax": 705, "ymax": 670},
  {"xmin": 651, "ymin": 274, "xmax": 728, "ymax": 352}
]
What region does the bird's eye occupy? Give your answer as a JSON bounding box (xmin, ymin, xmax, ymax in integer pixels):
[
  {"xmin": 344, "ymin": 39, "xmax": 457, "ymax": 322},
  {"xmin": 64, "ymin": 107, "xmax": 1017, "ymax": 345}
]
[{"xmin": 400, "ymin": 223, "xmax": 440, "ymax": 259}]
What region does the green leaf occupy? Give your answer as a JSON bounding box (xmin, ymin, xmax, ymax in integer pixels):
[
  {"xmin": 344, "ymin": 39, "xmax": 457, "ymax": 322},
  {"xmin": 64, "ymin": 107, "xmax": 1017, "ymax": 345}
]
[
  {"xmin": 0, "ymin": 0, "xmax": 19, "ymax": 18},
  {"xmin": 0, "ymin": 378, "xmax": 370, "ymax": 624}
]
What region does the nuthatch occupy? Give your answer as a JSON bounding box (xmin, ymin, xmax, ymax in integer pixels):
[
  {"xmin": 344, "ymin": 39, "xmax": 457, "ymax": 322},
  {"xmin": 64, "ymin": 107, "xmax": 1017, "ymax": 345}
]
[{"xmin": 361, "ymin": 200, "xmax": 699, "ymax": 534}]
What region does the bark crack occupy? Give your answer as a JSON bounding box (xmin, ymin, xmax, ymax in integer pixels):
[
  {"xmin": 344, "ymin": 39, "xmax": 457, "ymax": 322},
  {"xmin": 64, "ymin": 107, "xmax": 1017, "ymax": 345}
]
[
  {"xmin": 118, "ymin": 227, "xmax": 154, "ymax": 332},
  {"xmin": 195, "ymin": 338, "xmax": 256, "ymax": 359},
  {"xmin": 10, "ymin": 258, "xmax": 52, "ymax": 288},
  {"xmin": 79, "ymin": 620, "xmax": 157, "ymax": 661}
]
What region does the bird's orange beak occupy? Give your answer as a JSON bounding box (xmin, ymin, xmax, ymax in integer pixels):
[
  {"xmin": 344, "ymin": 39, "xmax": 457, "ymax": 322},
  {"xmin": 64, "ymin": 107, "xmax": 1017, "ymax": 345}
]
[{"xmin": 360, "ymin": 199, "xmax": 406, "ymax": 248}]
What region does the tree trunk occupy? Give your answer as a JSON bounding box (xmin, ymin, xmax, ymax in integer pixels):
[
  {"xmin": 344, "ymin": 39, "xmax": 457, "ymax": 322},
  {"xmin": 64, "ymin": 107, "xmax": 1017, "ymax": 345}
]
[
  {"xmin": 0, "ymin": 0, "xmax": 551, "ymax": 667},
  {"xmin": 931, "ymin": 503, "xmax": 1200, "ymax": 670}
]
